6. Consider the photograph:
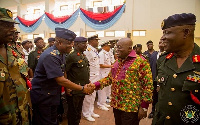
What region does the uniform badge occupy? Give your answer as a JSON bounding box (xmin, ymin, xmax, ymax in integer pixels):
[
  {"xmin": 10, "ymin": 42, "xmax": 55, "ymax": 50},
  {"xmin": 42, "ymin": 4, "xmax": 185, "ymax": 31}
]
[
  {"xmin": 180, "ymin": 105, "xmax": 200, "ymax": 123},
  {"xmin": 161, "ymin": 20, "xmax": 165, "ymax": 29},
  {"xmin": 166, "ymin": 53, "xmax": 174, "ymax": 59},
  {"xmin": 186, "ymin": 74, "xmax": 200, "ymax": 83},
  {"xmin": 78, "ymin": 60, "xmax": 83, "ymax": 63},
  {"xmin": 161, "ymin": 77, "xmax": 165, "ymax": 82},
  {"xmin": 192, "ymin": 55, "xmax": 200, "ymax": 62},
  {"xmin": 1, "ymin": 73, "xmax": 5, "ymax": 77},
  {"xmin": 6, "ymin": 10, "xmax": 13, "ymax": 18},
  {"xmin": 17, "ymin": 58, "xmax": 25, "ymax": 66}
]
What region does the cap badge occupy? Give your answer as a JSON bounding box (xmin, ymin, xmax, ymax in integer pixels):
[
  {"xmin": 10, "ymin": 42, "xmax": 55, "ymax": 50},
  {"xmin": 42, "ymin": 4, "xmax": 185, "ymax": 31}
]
[
  {"xmin": 161, "ymin": 20, "xmax": 164, "ymax": 29},
  {"xmin": 6, "ymin": 10, "xmax": 13, "ymax": 18}
]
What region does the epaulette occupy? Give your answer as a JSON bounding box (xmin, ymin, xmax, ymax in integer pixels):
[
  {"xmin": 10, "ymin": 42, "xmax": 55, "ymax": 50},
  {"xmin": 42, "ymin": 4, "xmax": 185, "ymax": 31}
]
[
  {"xmin": 50, "ymin": 50, "xmax": 60, "ymax": 56},
  {"xmin": 192, "ymin": 55, "xmax": 200, "ymax": 62},
  {"xmin": 87, "ymin": 48, "xmax": 91, "ymax": 51}
]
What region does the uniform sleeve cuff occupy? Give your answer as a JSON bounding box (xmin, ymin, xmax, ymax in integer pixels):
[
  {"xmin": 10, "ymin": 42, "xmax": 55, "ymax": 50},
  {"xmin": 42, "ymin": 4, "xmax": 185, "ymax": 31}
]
[
  {"xmin": 94, "ymin": 81, "xmax": 101, "ymax": 90},
  {"xmin": 141, "ymin": 100, "xmax": 149, "ymax": 109}
]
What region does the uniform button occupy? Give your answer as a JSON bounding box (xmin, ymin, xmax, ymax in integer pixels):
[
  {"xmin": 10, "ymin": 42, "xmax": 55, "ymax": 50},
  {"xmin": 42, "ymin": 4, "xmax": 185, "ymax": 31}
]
[
  {"xmin": 166, "ymin": 116, "xmax": 170, "ymax": 119},
  {"xmin": 195, "ymin": 90, "xmax": 198, "ymax": 93},
  {"xmin": 48, "ymin": 93, "xmax": 50, "ymax": 95},
  {"xmin": 171, "ymin": 88, "xmax": 175, "ymax": 91},
  {"xmin": 158, "ymin": 79, "xmax": 161, "ymax": 82},
  {"xmin": 168, "ymin": 102, "xmax": 172, "ymax": 105},
  {"xmin": 173, "ymin": 74, "xmax": 177, "ymax": 78}
]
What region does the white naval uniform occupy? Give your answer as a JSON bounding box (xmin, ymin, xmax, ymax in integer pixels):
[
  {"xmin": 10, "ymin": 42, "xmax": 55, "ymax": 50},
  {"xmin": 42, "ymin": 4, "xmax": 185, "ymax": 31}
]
[
  {"xmin": 82, "ymin": 44, "xmax": 100, "ymax": 118},
  {"xmin": 97, "ymin": 49, "xmax": 112, "ymax": 107}
]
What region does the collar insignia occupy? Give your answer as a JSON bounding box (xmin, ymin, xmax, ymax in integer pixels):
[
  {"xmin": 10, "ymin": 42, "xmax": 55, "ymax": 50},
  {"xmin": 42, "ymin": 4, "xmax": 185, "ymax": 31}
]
[{"xmin": 166, "ymin": 53, "xmax": 174, "ymax": 59}]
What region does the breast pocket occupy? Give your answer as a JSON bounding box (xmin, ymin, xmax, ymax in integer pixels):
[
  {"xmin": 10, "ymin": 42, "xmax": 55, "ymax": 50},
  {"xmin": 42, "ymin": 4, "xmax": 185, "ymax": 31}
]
[{"xmin": 182, "ymin": 80, "xmax": 200, "ymax": 92}]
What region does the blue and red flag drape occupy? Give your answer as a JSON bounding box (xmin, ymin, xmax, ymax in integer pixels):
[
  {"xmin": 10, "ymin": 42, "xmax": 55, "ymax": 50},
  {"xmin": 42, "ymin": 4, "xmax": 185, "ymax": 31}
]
[
  {"xmin": 14, "ymin": 4, "xmax": 125, "ymax": 33},
  {"xmin": 44, "ymin": 9, "xmax": 79, "ymax": 31},
  {"xmin": 15, "ymin": 14, "xmax": 44, "ymax": 33},
  {"xmin": 80, "ymin": 4, "xmax": 125, "ymax": 30}
]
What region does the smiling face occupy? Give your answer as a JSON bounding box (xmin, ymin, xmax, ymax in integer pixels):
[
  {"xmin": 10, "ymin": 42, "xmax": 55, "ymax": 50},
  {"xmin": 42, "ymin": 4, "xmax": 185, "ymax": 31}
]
[
  {"xmin": 57, "ymin": 38, "xmax": 74, "ymax": 54},
  {"xmin": 161, "ymin": 26, "xmax": 185, "ymax": 53},
  {"xmin": 0, "ymin": 21, "xmax": 15, "ymax": 44},
  {"xmin": 116, "ymin": 38, "xmax": 133, "ymax": 59}
]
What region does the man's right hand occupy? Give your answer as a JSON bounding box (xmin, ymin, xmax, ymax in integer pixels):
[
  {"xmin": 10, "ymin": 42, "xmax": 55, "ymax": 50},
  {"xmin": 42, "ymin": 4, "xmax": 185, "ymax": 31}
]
[{"xmin": 83, "ymin": 83, "xmax": 95, "ymax": 94}]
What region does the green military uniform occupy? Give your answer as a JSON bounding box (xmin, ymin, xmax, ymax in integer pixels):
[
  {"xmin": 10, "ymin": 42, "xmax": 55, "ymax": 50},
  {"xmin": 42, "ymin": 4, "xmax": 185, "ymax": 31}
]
[
  {"xmin": 65, "ymin": 49, "xmax": 90, "ymax": 125},
  {"xmin": 65, "ymin": 50, "xmax": 90, "ymax": 95},
  {"xmin": 0, "ymin": 45, "xmax": 29, "ymax": 125},
  {"xmin": 28, "ymin": 48, "xmax": 43, "ymax": 73},
  {"xmin": 152, "ymin": 43, "xmax": 200, "ymax": 125}
]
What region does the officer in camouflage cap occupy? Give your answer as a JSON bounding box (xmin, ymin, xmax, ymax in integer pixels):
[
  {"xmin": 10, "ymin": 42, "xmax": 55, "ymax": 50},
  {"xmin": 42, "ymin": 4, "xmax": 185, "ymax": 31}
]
[{"xmin": 0, "ymin": 8, "xmax": 30, "ymax": 124}]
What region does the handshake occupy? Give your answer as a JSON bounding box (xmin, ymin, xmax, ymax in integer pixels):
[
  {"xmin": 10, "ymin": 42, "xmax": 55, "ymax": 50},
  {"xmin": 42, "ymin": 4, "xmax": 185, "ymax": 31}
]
[{"xmin": 82, "ymin": 83, "xmax": 96, "ymax": 95}]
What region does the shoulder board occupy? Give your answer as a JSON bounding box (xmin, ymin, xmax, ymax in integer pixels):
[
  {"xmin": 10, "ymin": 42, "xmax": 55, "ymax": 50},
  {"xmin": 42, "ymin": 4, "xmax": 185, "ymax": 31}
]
[
  {"xmin": 50, "ymin": 50, "xmax": 60, "ymax": 56},
  {"xmin": 192, "ymin": 55, "xmax": 200, "ymax": 63},
  {"xmin": 87, "ymin": 48, "xmax": 91, "ymax": 51}
]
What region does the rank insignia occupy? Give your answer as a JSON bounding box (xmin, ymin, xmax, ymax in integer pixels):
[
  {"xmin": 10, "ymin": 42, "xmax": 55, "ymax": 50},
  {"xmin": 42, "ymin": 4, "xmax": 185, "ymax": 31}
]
[
  {"xmin": 87, "ymin": 48, "xmax": 91, "ymax": 51},
  {"xmin": 192, "ymin": 55, "xmax": 200, "ymax": 62},
  {"xmin": 78, "ymin": 60, "xmax": 83, "ymax": 63},
  {"xmin": 166, "ymin": 53, "xmax": 174, "ymax": 59}
]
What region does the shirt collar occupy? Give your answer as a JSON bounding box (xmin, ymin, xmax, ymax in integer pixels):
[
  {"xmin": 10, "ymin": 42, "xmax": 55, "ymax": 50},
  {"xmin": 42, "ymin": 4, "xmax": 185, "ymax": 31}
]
[{"xmin": 128, "ymin": 50, "xmax": 137, "ymax": 58}]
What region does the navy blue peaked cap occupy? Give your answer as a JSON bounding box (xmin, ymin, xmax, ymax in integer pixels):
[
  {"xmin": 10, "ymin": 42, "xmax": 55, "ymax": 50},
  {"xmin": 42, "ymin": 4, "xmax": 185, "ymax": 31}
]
[
  {"xmin": 161, "ymin": 13, "xmax": 196, "ymax": 30},
  {"xmin": 55, "ymin": 27, "xmax": 76, "ymax": 41}
]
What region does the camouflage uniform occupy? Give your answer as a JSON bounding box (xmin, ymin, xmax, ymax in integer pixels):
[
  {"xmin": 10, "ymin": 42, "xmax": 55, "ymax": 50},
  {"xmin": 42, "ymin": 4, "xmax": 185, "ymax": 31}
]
[{"xmin": 0, "ymin": 44, "xmax": 29, "ymax": 125}]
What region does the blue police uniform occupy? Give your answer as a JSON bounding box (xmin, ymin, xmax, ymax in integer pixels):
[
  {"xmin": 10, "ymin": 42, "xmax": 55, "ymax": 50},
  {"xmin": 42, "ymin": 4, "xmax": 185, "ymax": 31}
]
[{"xmin": 30, "ymin": 28, "xmax": 76, "ymax": 125}]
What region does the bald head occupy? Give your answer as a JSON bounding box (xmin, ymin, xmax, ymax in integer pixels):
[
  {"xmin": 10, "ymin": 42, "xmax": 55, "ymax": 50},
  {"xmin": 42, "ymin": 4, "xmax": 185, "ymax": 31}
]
[
  {"xmin": 118, "ymin": 38, "xmax": 133, "ymax": 47},
  {"xmin": 116, "ymin": 38, "xmax": 133, "ymax": 59}
]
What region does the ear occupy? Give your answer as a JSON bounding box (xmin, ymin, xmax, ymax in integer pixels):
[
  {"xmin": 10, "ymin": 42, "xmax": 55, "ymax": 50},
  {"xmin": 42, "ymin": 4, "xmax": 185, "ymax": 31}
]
[{"xmin": 183, "ymin": 29, "xmax": 190, "ymax": 39}]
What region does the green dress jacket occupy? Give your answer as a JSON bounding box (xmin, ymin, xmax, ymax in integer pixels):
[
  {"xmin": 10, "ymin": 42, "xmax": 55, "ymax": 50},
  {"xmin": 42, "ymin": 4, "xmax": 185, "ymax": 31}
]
[{"xmin": 152, "ymin": 43, "xmax": 200, "ymax": 125}]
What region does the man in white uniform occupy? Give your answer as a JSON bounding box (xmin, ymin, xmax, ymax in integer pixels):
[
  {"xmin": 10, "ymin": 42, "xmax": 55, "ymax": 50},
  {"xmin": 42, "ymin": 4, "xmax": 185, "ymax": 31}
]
[
  {"xmin": 82, "ymin": 35, "xmax": 100, "ymax": 122},
  {"xmin": 97, "ymin": 41, "xmax": 113, "ymax": 111}
]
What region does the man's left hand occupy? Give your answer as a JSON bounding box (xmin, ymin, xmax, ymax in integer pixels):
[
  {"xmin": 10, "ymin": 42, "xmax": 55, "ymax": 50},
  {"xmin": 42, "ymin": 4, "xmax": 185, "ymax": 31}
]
[{"xmin": 138, "ymin": 107, "xmax": 147, "ymax": 120}]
